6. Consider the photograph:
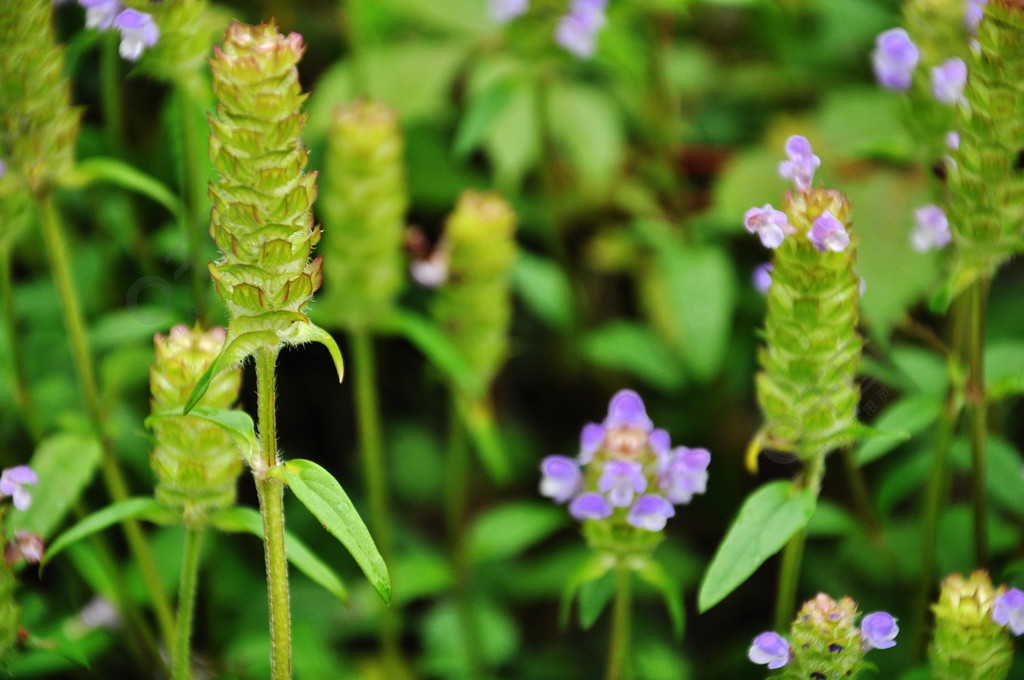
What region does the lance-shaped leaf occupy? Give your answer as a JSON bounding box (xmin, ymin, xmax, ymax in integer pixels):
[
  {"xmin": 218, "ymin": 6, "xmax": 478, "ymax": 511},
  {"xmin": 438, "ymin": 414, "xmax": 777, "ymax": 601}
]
[{"xmin": 44, "ymin": 498, "xmax": 177, "ymax": 565}]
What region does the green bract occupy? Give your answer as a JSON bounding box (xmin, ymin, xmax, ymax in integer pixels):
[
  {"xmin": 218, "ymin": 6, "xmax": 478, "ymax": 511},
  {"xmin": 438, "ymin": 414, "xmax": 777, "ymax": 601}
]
[
  {"xmin": 150, "ymin": 325, "xmax": 242, "ymax": 525},
  {"xmin": 929, "ymin": 571, "xmax": 1014, "ymax": 680},
  {"xmin": 756, "ymin": 190, "xmax": 863, "ymax": 461},
  {"xmin": 317, "ymin": 100, "xmax": 408, "ymax": 331},
  {"xmin": 0, "ymin": 0, "xmax": 80, "ymax": 193}
]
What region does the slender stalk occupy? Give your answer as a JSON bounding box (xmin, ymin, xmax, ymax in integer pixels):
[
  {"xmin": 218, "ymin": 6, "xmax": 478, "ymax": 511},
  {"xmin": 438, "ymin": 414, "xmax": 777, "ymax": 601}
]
[
  {"xmin": 839, "ymin": 448, "xmax": 882, "ymax": 541},
  {"xmin": 175, "ymin": 91, "xmax": 209, "ymax": 321},
  {"xmin": 37, "ymin": 194, "xmax": 176, "ymax": 646},
  {"xmin": 173, "ymin": 527, "xmax": 205, "ymax": 680},
  {"xmin": 254, "ymin": 346, "xmax": 291, "ymax": 680},
  {"xmin": 773, "ymin": 454, "xmax": 825, "ymax": 631},
  {"xmin": 605, "ymin": 563, "xmax": 634, "ymax": 680},
  {"xmin": 350, "ymin": 330, "xmax": 402, "ymax": 671},
  {"xmin": 965, "ymin": 276, "xmax": 990, "ymax": 565},
  {"xmin": 0, "ymin": 248, "xmax": 41, "ymax": 443},
  {"xmin": 100, "ymin": 33, "xmax": 125, "ymax": 155}
]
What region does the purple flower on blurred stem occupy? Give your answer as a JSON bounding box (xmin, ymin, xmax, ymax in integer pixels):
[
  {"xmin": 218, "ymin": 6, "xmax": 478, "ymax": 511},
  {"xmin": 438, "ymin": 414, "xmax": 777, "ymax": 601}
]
[
  {"xmin": 569, "ymin": 492, "xmax": 613, "ymax": 520},
  {"xmin": 0, "ymin": 466, "xmax": 37, "ymax": 511},
  {"xmin": 539, "ymin": 455, "xmax": 582, "ymax": 503},
  {"xmin": 911, "ymin": 204, "xmax": 952, "ymax": 252},
  {"xmin": 659, "ymin": 446, "xmax": 710, "ymax": 504},
  {"xmin": 871, "ymin": 28, "xmax": 919, "ymax": 91},
  {"xmin": 489, "ymin": 0, "xmax": 528, "ymax": 23},
  {"xmin": 744, "ymin": 204, "xmax": 794, "ymax": 249},
  {"xmin": 626, "ymin": 495, "xmax": 675, "ymax": 531},
  {"xmin": 579, "ymin": 423, "xmax": 605, "ymax": 464},
  {"xmin": 555, "ymin": 0, "xmax": 607, "ymax": 58},
  {"xmin": 808, "ymin": 211, "xmax": 850, "ymax": 252},
  {"xmin": 860, "ymin": 612, "xmax": 899, "ymax": 651},
  {"xmin": 599, "ymin": 461, "xmax": 646, "ymax": 506},
  {"xmin": 748, "ymin": 632, "xmax": 791, "ymax": 669},
  {"xmin": 966, "ymin": 0, "xmax": 987, "ymax": 34},
  {"xmin": 947, "ymin": 130, "xmax": 960, "ymax": 150},
  {"xmin": 752, "ymin": 262, "xmax": 773, "ymax": 295},
  {"xmin": 113, "ymin": 9, "xmax": 159, "ymax": 61},
  {"xmin": 992, "ymin": 588, "xmax": 1024, "ymax": 635},
  {"xmin": 931, "ymin": 58, "xmax": 967, "ymax": 104},
  {"xmin": 79, "ymin": 0, "xmax": 123, "ymax": 30},
  {"xmin": 778, "ymin": 135, "xmax": 821, "ymax": 192}
]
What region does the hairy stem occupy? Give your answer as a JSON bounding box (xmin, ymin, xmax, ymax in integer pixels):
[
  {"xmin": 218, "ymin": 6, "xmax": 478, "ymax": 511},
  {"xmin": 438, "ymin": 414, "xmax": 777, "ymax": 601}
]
[
  {"xmin": 605, "ymin": 564, "xmax": 633, "ymax": 680},
  {"xmin": 965, "ymin": 276, "xmax": 990, "ymax": 566},
  {"xmin": 173, "ymin": 527, "xmax": 205, "ymax": 680},
  {"xmin": 254, "ymin": 346, "xmax": 291, "ymax": 680},
  {"xmin": 773, "ymin": 454, "xmax": 825, "ymax": 631},
  {"xmin": 38, "ymin": 194, "xmax": 176, "ymax": 647}
]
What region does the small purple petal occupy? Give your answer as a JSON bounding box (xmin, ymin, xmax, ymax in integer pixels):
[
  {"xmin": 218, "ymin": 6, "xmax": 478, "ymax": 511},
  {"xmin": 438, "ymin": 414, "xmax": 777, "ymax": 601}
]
[
  {"xmin": 489, "ymin": 0, "xmax": 528, "ymax": 23},
  {"xmin": 808, "ymin": 211, "xmax": 850, "ymax": 252},
  {"xmin": 555, "ymin": 0, "xmax": 607, "ymax": 58},
  {"xmin": 871, "ymin": 28, "xmax": 919, "ymax": 91},
  {"xmin": 0, "ymin": 159, "xmax": 6, "ymax": 179},
  {"xmin": 993, "ymin": 588, "xmax": 1024, "ymax": 636},
  {"xmin": 3, "ymin": 466, "xmax": 37, "ymax": 485},
  {"xmin": 946, "ymin": 130, "xmax": 960, "ymax": 150},
  {"xmin": 540, "ymin": 455, "xmax": 582, "ymax": 503},
  {"xmin": 966, "ymin": 0, "xmax": 988, "ymax": 34},
  {"xmin": 749, "ymin": 632, "xmax": 791, "ymax": 669},
  {"xmin": 0, "ymin": 466, "xmax": 37, "ymax": 510},
  {"xmin": 79, "ymin": 0, "xmax": 123, "ymax": 30},
  {"xmin": 113, "ymin": 9, "xmax": 159, "ymax": 61},
  {"xmin": 603, "ymin": 390, "xmax": 653, "ymax": 431},
  {"xmin": 911, "ymin": 204, "xmax": 951, "ymax": 252},
  {"xmin": 931, "ymin": 58, "xmax": 967, "ymax": 104},
  {"xmin": 860, "ymin": 611, "xmax": 899, "ymax": 651},
  {"xmin": 568, "ymin": 492, "xmax": 613, "ymax": 520},
  {"xmin": 778, "ymin": 135, "xmax": 821, "ymax": 192},
  {"xmin": 744, "ymin": 204, "xmax": 794, "ymax": 249},
  {"xmin": 648, "ymin": 429, "xmax": 671, "ymax": 460},
  {"xmin": 659, "ymin": 447, "xmax": 710, "ymax": 505},
  {"xmin": 579, "ymin": 423, "xmax": 605, "ymax": 464},
  {"xmin": 752, "ymin": 262, "xmax": 773, "ymax": 295},
  {"xmin": 598, "ymin": 461, "xmax": 646, "ymax": 507},
  {"xmin": 626, "ymin": 494, "xmax": 675, "ymax": 532}
]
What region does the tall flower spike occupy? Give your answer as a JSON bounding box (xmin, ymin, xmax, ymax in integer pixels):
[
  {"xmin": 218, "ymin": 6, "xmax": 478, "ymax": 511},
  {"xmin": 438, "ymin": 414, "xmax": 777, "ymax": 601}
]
[
  {"xmin": 0, "ymin": 0, "xmax": 81, "ymax": 193},
  {"xmin": 930, "ymin": 571, "xmax": 1014, "ymax": 680},
  {"xmin": 150, "ymin": 325, "xmax": 243, "ymax": 525},
  {"xmin": 196, "ymin": 21, "xmax": 342, "ymax": 406},
  {"xmin": 316, "ymin": 101, "xmax": 408, "ymax": 332}
]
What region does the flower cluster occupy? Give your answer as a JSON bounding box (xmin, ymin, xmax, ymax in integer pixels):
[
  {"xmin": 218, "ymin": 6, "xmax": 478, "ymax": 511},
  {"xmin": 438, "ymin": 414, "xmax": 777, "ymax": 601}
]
[
  {"xmin": 556, "ymin": 0, "xmax": 608, "ymax": 58},
  {"xmin": 744, "ymin": 136, "xmax": 850, "ymax": 253},
  {"xmin": 539, "ymin": 390, "xmax": 710, "ymax": 534},
  {"xmin": 872, "ymin": 27, "xmax": 967, "ymax": 104},
  {"xmin": 77, "ymin": 0, "xmax": 159, "ymax": 61},
  {"xmin": 749, "ymin": 594, "xmax": 898, "ymax": 676}
]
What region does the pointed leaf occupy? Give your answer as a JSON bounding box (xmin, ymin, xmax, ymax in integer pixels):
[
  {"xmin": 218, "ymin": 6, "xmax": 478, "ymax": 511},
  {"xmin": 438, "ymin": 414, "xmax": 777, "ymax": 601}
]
[
  {"xmin": 184, "ymin": 331, "xmax": 278, "ymax": 412},
  {"xmin": 209, "ymin": 506, "xmax": 348, "ymax": 602},
  {"xmin": 636, "ymin": 559, "xmax": 685, "ymax": 639},
  {"xmin": 698, "ymin": 481, "xmax": 816, "ymax": 612},
  {"xmin": 44, "ymin": 498, "xmax": 177, "ymax": 565},
  {"xmin": 147, "ymin": 405, "xmax": 257, "ymax": 464},
  {"xmin": 559, "ymin": 552, "xmax": 614, "ymax": 629},
  {"xmin": 578, "ymin": 569, "xmax": 617, "ymax": 630},
  {"xmin": 854, "ymin": 395, "xmax": 941, "ymax": 465},
  {"xmin": 468, "ymin": 501, "xmax": 568, "ymax": 563},
  {"xmin": 383, "ymin": 309, "xmax": 476, "ymax": 394},
  {"xmin": 293, "ymin": 323, "xmax": 344, "ymax": 382},
  {"xmin": 457, "ymin": 396, "xmax": 510, "ymax": 484},
  {"xmin": 62, "ymin": 157, "xmax": 182, "ymax": 218},
  {"xmin": 275, "ymin": 459, "xmax": 391, "ymax": 603}
]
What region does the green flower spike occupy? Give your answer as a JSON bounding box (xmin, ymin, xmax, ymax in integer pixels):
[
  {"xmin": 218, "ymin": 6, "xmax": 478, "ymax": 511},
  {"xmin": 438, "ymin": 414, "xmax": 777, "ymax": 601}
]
[
  {"xmin": 188, "ymin": 21, "xmax": 342, "ymax": 411},
  {"xmin": 316, "ymin": 100, "xmax": 408, "ymax": 332},
  {"xmin": 150, "ymin": 325, "xmax": 243, "ymax": 526},
  {"xmin": 943, "ymin": 0, "xmax": 1024, "ymax": 300},
  {"xmin": 432, "ymin": 190, "xmax": 518, "ymax": 398},
  {"xmin": 0, "ymin": 0, "xmax": 80, "ymax": 194},
  {"xmin": 750, "ymin": 137, "xmax": 863, "ymax": 466},
  {"xmin": 929, "ymin": 571, "xmax": 1015, "ymax": 680}
]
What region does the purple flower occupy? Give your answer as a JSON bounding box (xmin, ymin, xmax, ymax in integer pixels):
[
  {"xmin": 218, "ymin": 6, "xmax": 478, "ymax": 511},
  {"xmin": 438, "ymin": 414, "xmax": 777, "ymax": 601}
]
[
  {"xmin": 5, "ymin": 531, "xmax": 44, "ymax": 565},
  {"xmin": 569, "ymin": 492, "xmax": 613, "ymax": 520},
  {"xmin": 993, "ymin": 588, "xmax": 1024, "ymax": 636},
  {"xmin": 808, "ymin": 211, "xmax": 850, "ymax": 252},
  {"xmin": 946, "ymin": 130, "xmax": 960, "ymax": 150},
  {"xmin": 599, "ymin": 461, "xmax": 646, "ymax": 507},
  {"xmin": 79, "ymin": 0, "xmax": 123, "ymax": 30},
  {"xmin": 748, "ymin": 632, "xmax": 791, "ymax": 669},
  {"xmin": 658, "ymin": 446, "xmax": 710, "ymax": 505},
  {"xmin": 603, "ymin": 389, "xmax": 652, "ymax": 430},
  {"xmin": 871, "ymin": 28, "xmax": 920, "ymax": 91},
  {"xmin": 579, "ymin": 422, "xmax": 605, "ymax": 464},
  {"xmin": 752, "ymin": 262, "xmax": 773, "ymax": 295},
  {"xmin": 0, "ymin": 466, "xmax": 37, "ymax": 511},
  {"xmin": 860, "ymin": 611, "xmax": 899, "ymax": 651},
  {"xmin": 540, "ymin": 455, "xmax": 582, "ymax": 503},
  {"xmin": 489, "ymin": 0, "xmax": 528, "ymax": 23},
  {"xmin": 744, "ymin": 204, "xmax": 795, "ymax": 249},
  {"xmin": 113, "ymin": 9, "xmax": 159, "ymax": 61},
  {"xmin": 648, "ymin": 428, "xmax": 671, "ymax": 460},
  {"xmin": 931, "ymin": 58, "xmax": 967, "ymax": 104},
  {"xmin": 911, "ymin": 204, "xmax": 951, "ymax": 252},
  {"xmin": 966, "ymin": 0, "xmax": 987, "ymax": 34},
  {"xmin": 555, "ymin": 0, "xmax": 607, "ymax": 58},
  {"xmin": 778, "ymin": 135, "xmax": 821, "ymax": 192},
  {"xmin": 626, "ymin": 494, "xmax": 675, "ymax": 531}
]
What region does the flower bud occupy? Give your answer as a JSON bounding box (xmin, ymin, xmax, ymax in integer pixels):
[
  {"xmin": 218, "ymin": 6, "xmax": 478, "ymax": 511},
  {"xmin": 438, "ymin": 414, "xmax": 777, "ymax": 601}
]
[{"xmin": 929, "ymin": 571, "xmax": 1014, "ymax": 680}]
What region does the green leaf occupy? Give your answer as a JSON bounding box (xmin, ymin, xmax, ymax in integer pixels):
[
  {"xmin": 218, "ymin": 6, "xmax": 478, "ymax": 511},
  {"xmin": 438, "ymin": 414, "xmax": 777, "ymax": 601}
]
[
  {"xmin": 209, "ymin": 506, "xmax": 348, "ymax": 603},
  {"xmin": 62, "ymin": 157, "xmax": 182, "ymax": 218},
  {"xmin": 636, "ymin": 559, "xmax": 685, "ymax": 639},
  {"xmin": 698, "ymin": 481, "xmax": 817, "ymax": 612},
  {"xmin": 184, "ymin": 331, "xmax": 278, "ymax": 412},
  {"xmin": 950, "ymin": 436, "xmax": 1024, "ymax": 518},
  {"xmin": 468, "ymin": 501, "xmax": 568, "ymax": 563},
  {"xmin": 578, "ymin": 569, "xmax": 617, "ymax": 630},
  {"xmin": 275, "ymin": 459, "xmax": 391, "ymax": 603},
  {"xmin": 147, "ymin": 405, "xmax": 257, "ymax": 463},
  {"xmin": 854, "ymin": 394, "xmax": 942, "ymax": 465},
  {"xmin": 44, "ymin": 498, "xmax": 177, "ymax": 565},
  {"xmin": 454, "ymin": 76, "xmax": 517, "ymax": 157},
  {"xmin": 8, "ymin": 433, "xmax": 102, "ymax": 540},
  {"xmin": 383, "ymin": 309, "xmax": 476, "ymax": 394},
  {"xmin": 546, "ymin": 82, "xmax": 626, "ymax": 194},
  {"xmin": 986, "ymin": 341, "xmax": 1024, "ymax": 400},
  {"xmin": 580, "ymin": 322, "xmax": 687, "ymax": 392},
  {"xmin": 559, "ymin": 553, "xmax": 614, "ymax": 629},
  {"xmin": 293, "ymin": 323, "xmax": 345, "ymax": 383},
  {"xmin": 456, "ymin": 396, "xmax": 510, "ymax": 484},
  {"xmin": 513, "ymin": 252, "xmax": 575, "ymax": 332}
]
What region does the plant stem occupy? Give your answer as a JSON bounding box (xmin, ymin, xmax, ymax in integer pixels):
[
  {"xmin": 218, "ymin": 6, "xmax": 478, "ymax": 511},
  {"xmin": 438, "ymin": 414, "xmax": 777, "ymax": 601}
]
[
  {"xmin": 839, "ymin": 448, "xmax": 882, "ymax": 541},
  {"xmin": 350, "ymin": 330, "xmax": 402, "ymax": 672},
  {"xmin": 0, "ymin": 247, "xmax": 41, "ymax": 443},
  {"xmin": 605, "ymin": 563, "xmax": 633, "ymax": 680},
  {"xmin": 773, "ymin": 454, "xmax": 825, "ymax": 631},
  {"xmin": 100, "ymin": 33, "xmax": 125, "ymax": 155},
  {"xmin": 175, "ymin": 90, "xmax": 209, "ymax": 322},
  {"xmin": 965, "ymin": 276, "xmax": 990, "ymax": 566},
  {"xmin": 254, "ymin": 346, "xmax": 291, "ymax": 680},
  {"xmin": 173, "ymin": 527, "xmax": 205, "ymax": 680},
  {"xmin": 37, "ymin": 193, "xmax": 176, "ymax": 647}
]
